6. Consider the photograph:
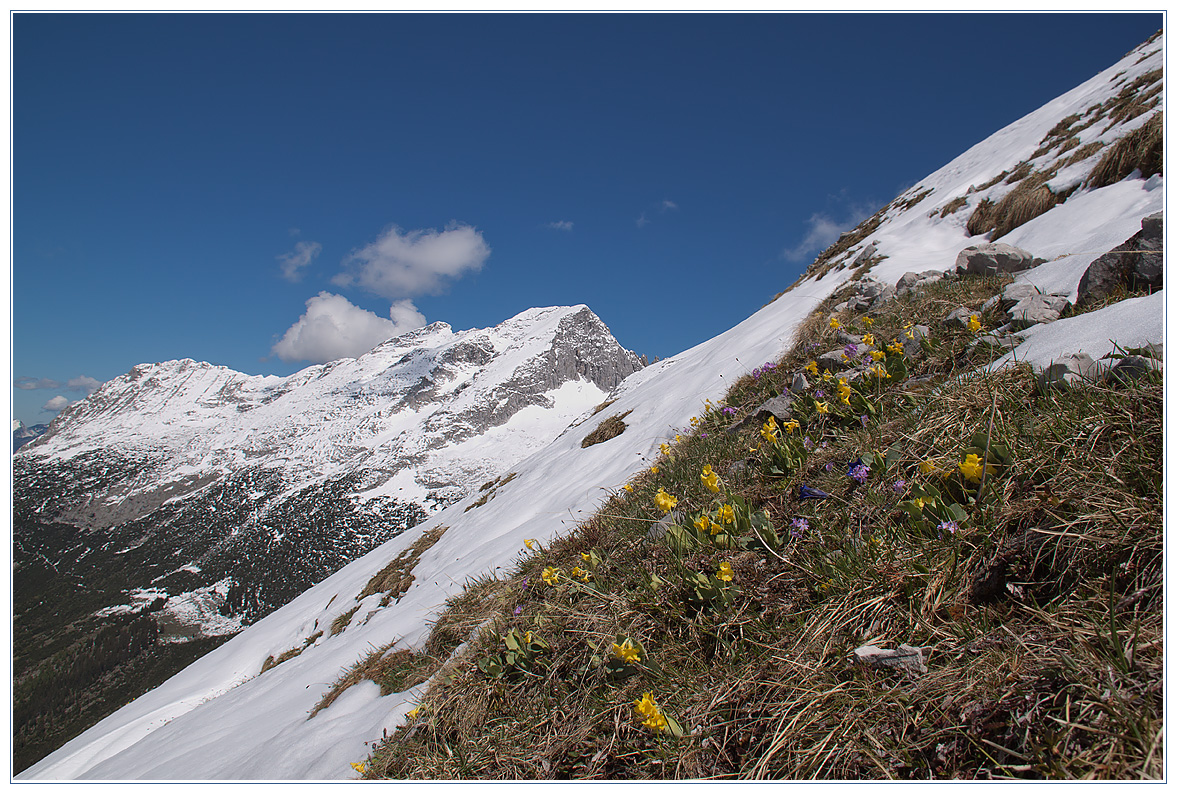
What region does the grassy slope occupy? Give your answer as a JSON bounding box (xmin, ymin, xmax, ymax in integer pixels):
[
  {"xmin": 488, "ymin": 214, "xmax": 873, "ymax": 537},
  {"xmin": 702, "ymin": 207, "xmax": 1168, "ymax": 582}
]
[{"xmin": 350, "ymin": 270, "xmax": 1162, "ymax": 780}]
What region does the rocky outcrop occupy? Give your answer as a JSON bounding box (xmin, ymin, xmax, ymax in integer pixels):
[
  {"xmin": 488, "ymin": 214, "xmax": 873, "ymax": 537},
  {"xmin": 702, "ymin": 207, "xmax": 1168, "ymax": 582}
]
[
  {"xmin": 1076, "ymin": 213, "xmax": 1163, "ymax": 306},
  {"xmin": 954, "ymin": 242, "xmax": 1043, "ymax": 276}
]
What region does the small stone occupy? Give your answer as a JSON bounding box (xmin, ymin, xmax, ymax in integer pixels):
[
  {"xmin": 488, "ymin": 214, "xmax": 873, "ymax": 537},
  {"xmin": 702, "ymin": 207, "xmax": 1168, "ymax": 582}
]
[
  {"xmin": 1105, "ymin": 355, "xmax": 1162, "ymax": 385},
  {"xmin": 1008, "ymin": 294, "xmax": 1071, "ymax": 330},
  {"xmin": 1036, "ymin": 353, "xmax": 1102, "ymax": 391},
  {"xmin": 852, "ymin": 643, "xmax": 930, "ymax": 675},
  {"xmin": 942, "ymin": 306, "xmax": 974, "ymax": 329},
  {"xmin": 646, "ymin": 510, "xmax": 681, "ymax": 542},
  {"xmin": 790, "ymin": 372, "xmax": 809, "ymax": 393}
]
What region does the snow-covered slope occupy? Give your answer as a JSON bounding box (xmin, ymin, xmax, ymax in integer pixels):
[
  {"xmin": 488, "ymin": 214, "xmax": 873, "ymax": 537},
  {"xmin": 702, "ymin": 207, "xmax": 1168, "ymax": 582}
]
[{"xmin": 19, "ymin": 33, "xmax": 1164, "ymax": 780}]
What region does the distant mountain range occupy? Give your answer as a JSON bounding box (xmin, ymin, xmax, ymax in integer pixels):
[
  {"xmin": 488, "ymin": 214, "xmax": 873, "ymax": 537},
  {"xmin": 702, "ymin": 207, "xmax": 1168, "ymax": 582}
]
[
  {"xmin": 12, "ymin": 420, "xmax": 49, "ymax": 452},
  {"xmin": 12, "ymin": 304, "xmax": 641, "ymax": 770}
]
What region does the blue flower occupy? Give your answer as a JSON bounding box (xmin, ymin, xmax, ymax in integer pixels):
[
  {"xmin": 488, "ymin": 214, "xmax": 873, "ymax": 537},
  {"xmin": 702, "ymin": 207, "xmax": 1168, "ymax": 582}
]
[
  {"xmin": 849, "ymin": 464, "xmax": 870, "ymax": 484},
  {"xmin": 799, "ymin": 484, "xmax": 831, "ymax": 500},
  {"xmin": 892, "ymin": 479, "xmax": 906, "ymax": 494}
]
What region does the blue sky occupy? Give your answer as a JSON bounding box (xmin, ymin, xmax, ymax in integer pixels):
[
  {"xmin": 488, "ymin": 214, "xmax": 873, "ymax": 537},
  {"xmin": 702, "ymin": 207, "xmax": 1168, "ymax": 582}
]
[{"xmin": 11, "ymin": 11, "xmax": 1162, "ymax": 426}]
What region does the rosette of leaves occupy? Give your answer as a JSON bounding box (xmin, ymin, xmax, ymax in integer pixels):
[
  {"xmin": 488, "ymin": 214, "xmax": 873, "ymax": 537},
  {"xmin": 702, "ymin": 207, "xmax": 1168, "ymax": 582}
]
[
  {"xmin": 477, "ymin": 628, "xmax": 551, "ymax": 680},
  {"xmin": 586, "ymin": 634, "xmax": 659, "ymax": 682},
  {"xmin": 684, "ymin": 569, "xmax": 735, "ymax": 613},
  {"xmin": 763, "ymin": 431, "xmax": 809, "ymax": 478},
  {"xmin": 944, "ymin": 431, "xmax": 1014, "ymax": 503}
]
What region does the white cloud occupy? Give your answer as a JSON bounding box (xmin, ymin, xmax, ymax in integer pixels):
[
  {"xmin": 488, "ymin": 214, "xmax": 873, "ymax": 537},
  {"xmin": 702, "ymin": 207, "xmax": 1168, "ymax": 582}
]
[
  {"xmin": 635, "ymin": 213, "xmax": 649, "ymax": 228},
  {"xmin": 661, "ymin": 200, "xmax": 679, "ymax": 211},
  {"xmin": 41, "ymin": 395, "xmax": 69, "ymax": 412},
  {"xmin": 272, "ymin": 292, "xmax": 426, "ymax": 364},
  {"xmin": 278, "ymin": 241, "xmax": 322, "ymax": 282},
  {"xmin": 15, "ymin": 377, "xmax": 60, "ymax": 390},
  {"xmin": 547, "ymin": 221, "xmax": 574, "ymax": 231},
  {"xmin": 332, "ymin": 223, "xmax": 490, "ymax": 299},
  {"xmin": 67, "ymin": 375, "xmax": 102, "ymax": 394}
]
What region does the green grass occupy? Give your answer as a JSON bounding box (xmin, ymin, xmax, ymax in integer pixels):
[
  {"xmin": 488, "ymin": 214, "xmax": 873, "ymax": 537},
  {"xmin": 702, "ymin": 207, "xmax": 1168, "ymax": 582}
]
[{"xmin": 337, "ymin": 273, "xmax": 1160, "ymax": 780}]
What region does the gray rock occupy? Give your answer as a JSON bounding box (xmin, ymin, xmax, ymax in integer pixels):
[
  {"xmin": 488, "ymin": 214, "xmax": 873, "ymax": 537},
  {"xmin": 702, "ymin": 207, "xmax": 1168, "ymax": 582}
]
[
  {"xmin": 969, "ymin": 333, "xmax": 1020, "ymax": 353},
  {"xmin": 896, "ymin": 271, "xmax": 924, "ymax": 291},
  {"xmin": 1077, "ymin": 212, "xmax": 1164, "ymax": 306},
  {"xmin": 852, "ymin": 243, "xmax": 877, "ymax": 267},
  {"xmin": 726, "ymin": 460, "xmax": 750, "ymax": 479},
  {"xmin": 1037, "ymin": 353, "xmax": 1103, "ymax": 391},
  {"xmin": 646, "ymin": 510, "xmax": 682, "ymax": 542},
  {"xmin": 999, "ymin": 282, "xmax": 1045, "ymax": 310},
  {"xmin": 870, "ymin": 284, "xmax": 897, "ymax": 306},
  {"xmin": 1008, "ymin": 294, "xmax": 1071, "ymax": 330},
  {"xmin": 790, "ymin": 372, "xmax": 809, "ymax": 393},
  {"xmin": 727, "ymin": 393, "xmax": 797, "ymax": 434},
  {"xmin": 942, "ymin": 306, "xmax": 975, "ymax": 330},
  {"xmin": 981, "ymin": 295, "xmax": 1001, "ymax": 313},
  {"xmin": 816, "ymin": 348, "xmax": 852, "ymax": 373},
  {"xmin": 846, "ymin": 295, "xmax": 872, "ymax": 312},
  {"xmin": 900, "ymin": 324, "xmax": 930, "ymax": 359},
  {"xmin": 858, "ymin": 278, "xmax": 889, "ymax": 299},
  {"xmin": 1106, "ymin": 355, "xmax": 1162, "ymax": 384},
  {"xmin": 852, "ymin": 643, "xmax": 930, "ymax": 675},
  {"xmin": 833, "ymin": 301, "xmax": 850, "ymax": 313},
  {"xmin": 955, "ymin": 242, "xmax": 1040, "ymax": 276}
]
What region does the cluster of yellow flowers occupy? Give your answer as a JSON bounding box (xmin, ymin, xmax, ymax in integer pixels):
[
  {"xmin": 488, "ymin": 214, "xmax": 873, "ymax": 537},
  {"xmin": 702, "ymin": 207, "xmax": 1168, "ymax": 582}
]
[
  {"xmin": 717, "ymin": 561, "xmax": 734, "ymax": 582},
  {"xmin": 761, "ymin": 417, "xmax": 778, "ymax": 444},
  {"xmin": 968, "ymin": 314, "xmax": 983, "ymax": 333},
  {"xmin": 634, "ymin": 692, "xmax": 668, "ymax": 733},
  {"xmin": 715, "ymin": 503, "xmax": 735, "ymax": 525},
  {"xmin": 570, "ymin": 565, "xmax": 590, "ymax": 582},
  {"xmin": 829, "ymin": 317, "xmax": 842, "ymax": 330},
  {"xmin": 701, "ymin": 464, "xmax": 720, "ymax": 493},
  {"xmin": 815, "ymin": 401, "xmax": 830, "ymax": 415},
  {"xmin": 862, "ymin": 332, "xmax": 875, "ymax": 347},
  {"xmin": 958, "ymin": 453, "xmax": 984, "ymax": 482},
  {"xmin": 694, "ymin": 514, "xmax": 718, "ymax": 535},
  {"xmin": 654, "ymin": 488, "xmax": 677, "ymax": 513},
  {"xmin": 612, "ymin": 637, "xmax": 642, "ymax": 664},
  {"xmin": 837, "ymin": 379, "xmax": 853, "ymax": 406},
  {"xmin": 542, "ymin": 567, "xmax": 560, "ymax": 586}
]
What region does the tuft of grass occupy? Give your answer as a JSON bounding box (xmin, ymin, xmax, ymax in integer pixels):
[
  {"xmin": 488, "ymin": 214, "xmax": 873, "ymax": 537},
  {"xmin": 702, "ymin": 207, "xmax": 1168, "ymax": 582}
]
[
  {"xmin": 357, "ymin": 270, "xmax": 1160, "ymax": 781},
  {"xmin": 330, "ymin": 605, "xmax": 361, "ymax": 637},
  {"xmin": 582, "ymin": 411, "xmax": 634, "ymax": 448},
  {"xmin": 967, "ymin": 170, "xmax": 1072, "ymax": 240},
  {"xmin": 357, "ymin": 524, "xmax": 450, "ymax": 605},
  {"xmin": 931, "ymin": 195, "xmax": 968, "ymax": 219},
  {"xmin": 1087, "ymin": 112, "xmax": 1162, "ymax": 189},
  {"xmin": 310, "ymin": 643, "xmax": 443, "ymax": 718}
]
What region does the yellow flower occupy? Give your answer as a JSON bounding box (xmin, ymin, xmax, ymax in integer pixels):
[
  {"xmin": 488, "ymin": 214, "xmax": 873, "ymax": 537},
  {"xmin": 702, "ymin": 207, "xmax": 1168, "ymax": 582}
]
[
  {"xmin": 571, "ymin": 565, "xmax": 590, "ymax": 582},
  {"xmin": 968, "ymin": 314, "xmax": 983, "ymax": 333},
  {"xmin": 581, "ymin": 551, "xmax": 591, "ymax": 562},
  {"xmin": 717, "ymin": 561, "xmax": 734, "ymax": 582},
  {"xmin": 782, "ymin": 419, "xmax": 800, "ymax": 434},
  {"xmin": 905, "ymin": 328, "xmax": 916, "ymax": 340},
  {"xmin": 694, "ymin": 514, "xmax": 712, "ymax": 534},
  {"xmin": 829, "ymin": 317, "xmax": 842, "ymax": 330},
  {"xmin": 914, "ymin": 497, "xmax": 927, "ymax": 510},
  {"xmin": 675, "ymin": 434, "xmax": 683, "ymax": 443},
  {"xmin": 542, "ymin": 566, "xmax": 560, "ymax": 586},
  {"xmin": 862, "ymin": 333, "xmax": 875, "ymax": 347},
  {"xmin": 838, "ymin": 383, "xmax": 852, "ymax": 400},
  {"xmin": 351, "ymin": 761, "xmax": 367, "ymax": 775},
  {"xmin": 623, "ymin": 483, "xmax": 634, "ymax": 493},
  {"xmin": 870, "ymin": 349, "xmax": 886, "ymax": 361},
  {"xmin": 660, "ymin": 442, "xmax": 671, "ymax": 456},
  {"xmin": 701, "ymin": 464, "xmax": 720, "ymax": 493},
  {"xmin": 406, "ymin": 707, "xmax": 421, "ymax": 719},
  {"xmin": 862, "ymin": 316, "xmax": 875, "ymax": 327},
  {"xmin": 716, "ymin": 504, "xmax": 735, "ymax": 524},
  {"xmin": 871, "ymin": 364, "xmax": 890, "ymax": 379},
  {"xmin": 760, "ymin": 418, "xmax": 778, "ymax": 444},
  {"xmin": 821, "ymin": 370, "xmax": 833, "ymax": 382},
  {"xmin": 654, "ymin": 488, "xmax": 677, "ymax": 513},
  {"xmin": 651, "ymin": 465, "xmax": 659, "ymax": 474},
  {"xmin": 523, "ymin": 538, "xmax": 536, "ymax": 551},
  {"xmin": 634, "ymin": 692, "xmax": 668, "ymax": 733},
  {"xmin": 888, "ymin": 341, "xmax": 905, "ymax": 355},
  {"xmin": 805, "ymin": 360, "xmax": 819, "ymax": 376},
  {"xmin": 815, "ymin": 401, "xmax": 830, "ymax": 414},
  {"xmin": 959, "ymin": 453, "xmax": 985, "ymax": 482},
  {"xmin": 918, "ymin": 459, "xmax": 936, "ymax": 475},
  {"xmin": 690, "ymin": 416, "xmax": 700, "ymax": 426},
  {"xmin": 612, "ymin": 638, "xmax": 642, "ymax": 664}
]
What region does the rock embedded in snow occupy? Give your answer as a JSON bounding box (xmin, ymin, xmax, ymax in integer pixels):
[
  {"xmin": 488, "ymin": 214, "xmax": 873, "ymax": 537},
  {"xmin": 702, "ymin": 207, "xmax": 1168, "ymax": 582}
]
[
  {"xmin": 1036, "ymin": 353, "xmax": 1103, "ymax": 391},
  {"xmin": 954, "ymin": 242, "xmax": 1042, "ymax": 276},
  {"xmin": 1076, "ymin": 212, "xmax": 1164, "ymax": 306},
  {"xmin": 1008, "ymin": 293, "xmax": 1072, "ymax": 331}
]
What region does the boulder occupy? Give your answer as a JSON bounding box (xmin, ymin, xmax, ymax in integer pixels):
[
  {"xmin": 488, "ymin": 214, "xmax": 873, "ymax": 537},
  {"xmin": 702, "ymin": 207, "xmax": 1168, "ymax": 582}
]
[
  {"xmin": 998, "ymin": 282, "xmax": 1045, "ymax": 310},
  {"xmin": 851, "ymin": 243, "xmax": 877, "ymax": 267},
  {"xmin": 955, "ymin": 243, "xmax": 1041, "ymax": 276},
  {"xmin": 790, "ymin": 372, "xmax": 809, "ymax": 393},
  {"xmin": 1008, "ymin": 294, "xmax": 1071, "ymax": 330},
  {"xmin": 1076, "ymin": 212, "xmax": 1163, "ymax": 306},
  {"xmin": 1106, "ymin": 354, "xmax": 1162, "ymax": 384},
  {"xmin": 896, "ymin": 271, "xmax": 924, "ymax": 291}
]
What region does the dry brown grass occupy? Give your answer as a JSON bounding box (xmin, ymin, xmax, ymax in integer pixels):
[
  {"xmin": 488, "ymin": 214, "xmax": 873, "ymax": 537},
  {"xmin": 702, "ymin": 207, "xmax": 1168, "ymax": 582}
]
[
  {"xmin": 931, "ymin": 195, "xmax": 968, "ymax": 219},
  {"xmin": 967, "ymin": 170, "xmax": 1071, "ymax": 241},
  {"xmin": 1087, "ymin": 112, "xmax": 1163, "ymax": 188},
  {"xmin": 309, "ymin": 642, "xmax": 444, "ymax": 718},
  {"xmin": 582, "ymin": 411, "xmax": 633, "ymax": 448},
  {"xmin": 356, "ymin": 524, "xmax": 450, "ymax": 606}
]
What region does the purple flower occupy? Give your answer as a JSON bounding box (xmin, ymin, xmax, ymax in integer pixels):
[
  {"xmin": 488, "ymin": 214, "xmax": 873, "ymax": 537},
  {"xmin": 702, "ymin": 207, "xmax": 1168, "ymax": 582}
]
[
  {"xmin": 722, "ymin": 406, "xmax": 737, "ymax": 416},
  {"xmin": 790, "ymin": 517, "xmax": 809, "ymax": 538},
  {"xmin": 521, "ymin": 579, "xmax": 529, "ymax": 590},
  {"xmin": 892, "ymin": 479, "xmax": 906, "ymax": 494},
  {"xmin": 938, "ymin": 520, "xmax": 959, "ymax": 535},
  {"xmin": 814, "ymin": 389, "xmax": 826, "ymax": 399},
  {"xmin": 701, "ymin": 433, "xmax": 708, "ymax": 438},
  {"xmin": 843, "ymin": 343, "xmax": 859, "ymax": 359},
  {"xmin": 513, "ymin": 605, "xmax": 523, "ymax": 615},
  {"xmin": 824, "ymin": 462, "xmax": 834, "ymax": 472},
  {"xmin": 803, "ymin": 436, "xmax": 814, "ymax": 450},
  {"xmin": 799, "ymin": 484, "xmax": 831, "ymax": 500},
  {"xmin": 849, "ymin": 462, "xmax": 870, "ymax": 484},
  {"xmin": 859, "ymin": 414, "xmax": 869, "ymax": 427}
]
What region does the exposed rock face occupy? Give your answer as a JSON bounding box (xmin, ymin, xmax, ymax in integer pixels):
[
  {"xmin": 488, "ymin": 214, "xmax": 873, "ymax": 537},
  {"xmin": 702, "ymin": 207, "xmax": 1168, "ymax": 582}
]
[
  {"xmin": 954, "ymin": 242, "xmax": 1042, "ymax": 275},
  {"xmin": 1076, "ymin": 212, "xmax": 1163, "ymax": 306},
  {"xmin": 1008, "ymin": 293, "xmax": 1072, "ymax": 330}
]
